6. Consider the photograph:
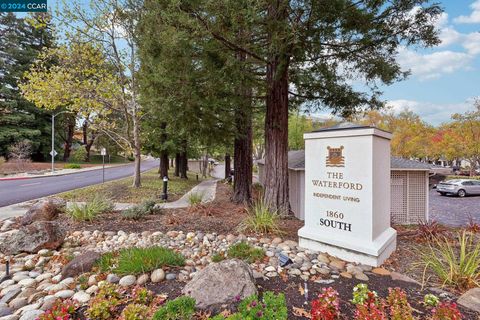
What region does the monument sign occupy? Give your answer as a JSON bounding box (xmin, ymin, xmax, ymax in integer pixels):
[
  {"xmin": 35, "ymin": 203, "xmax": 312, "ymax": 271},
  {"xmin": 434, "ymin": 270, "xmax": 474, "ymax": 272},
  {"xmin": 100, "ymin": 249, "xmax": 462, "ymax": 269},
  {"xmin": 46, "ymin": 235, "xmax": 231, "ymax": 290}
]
[{"xmin": 298, "ymin": 123, "xmax": 397, "ymax": 266}]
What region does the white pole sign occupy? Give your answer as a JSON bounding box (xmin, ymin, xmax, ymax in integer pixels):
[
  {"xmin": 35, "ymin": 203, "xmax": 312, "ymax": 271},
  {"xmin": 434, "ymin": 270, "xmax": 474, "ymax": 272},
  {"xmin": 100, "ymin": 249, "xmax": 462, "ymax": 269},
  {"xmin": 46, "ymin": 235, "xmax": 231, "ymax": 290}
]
[{"xmin": 298, "ymin": 123, "xmax": 397, "ymax": 266}]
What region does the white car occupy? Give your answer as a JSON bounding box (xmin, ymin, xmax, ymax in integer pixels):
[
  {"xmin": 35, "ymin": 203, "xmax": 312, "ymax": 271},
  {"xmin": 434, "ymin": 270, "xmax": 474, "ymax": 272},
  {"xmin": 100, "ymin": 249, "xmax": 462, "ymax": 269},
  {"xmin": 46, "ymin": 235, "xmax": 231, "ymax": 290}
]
[{"xmin": 437, "ymin": 179, "xmax": 480, "ymax": 197}]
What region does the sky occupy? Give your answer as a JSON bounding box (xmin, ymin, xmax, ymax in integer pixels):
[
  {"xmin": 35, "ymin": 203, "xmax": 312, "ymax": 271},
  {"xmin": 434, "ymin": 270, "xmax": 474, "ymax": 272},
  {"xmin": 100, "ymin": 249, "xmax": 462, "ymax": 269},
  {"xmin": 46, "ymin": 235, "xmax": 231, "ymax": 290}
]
[
  {"xmin": 382, "ymin": 0, "xmax": 480, "ymax": 125},
  {"xmin": 46, "ymin": 0, "xmax": 480, "ymax": 126}
]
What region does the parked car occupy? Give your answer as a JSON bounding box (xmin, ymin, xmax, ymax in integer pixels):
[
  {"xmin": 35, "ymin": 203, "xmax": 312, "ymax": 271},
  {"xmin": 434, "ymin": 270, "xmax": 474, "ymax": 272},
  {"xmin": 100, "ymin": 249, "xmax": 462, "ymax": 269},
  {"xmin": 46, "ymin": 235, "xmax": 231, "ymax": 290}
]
[{"xmin": 437, "ymin": 179, "xmax": 480, "ymax": 197}]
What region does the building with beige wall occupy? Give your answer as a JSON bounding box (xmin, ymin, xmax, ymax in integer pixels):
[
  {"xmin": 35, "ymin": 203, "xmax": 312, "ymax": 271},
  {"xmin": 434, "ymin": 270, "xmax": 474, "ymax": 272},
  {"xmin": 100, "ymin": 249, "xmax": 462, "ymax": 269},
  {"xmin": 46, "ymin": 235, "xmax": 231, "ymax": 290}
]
[{"xmin": 257, "ymin": 150, "xmax": 431, "ymax": 225}]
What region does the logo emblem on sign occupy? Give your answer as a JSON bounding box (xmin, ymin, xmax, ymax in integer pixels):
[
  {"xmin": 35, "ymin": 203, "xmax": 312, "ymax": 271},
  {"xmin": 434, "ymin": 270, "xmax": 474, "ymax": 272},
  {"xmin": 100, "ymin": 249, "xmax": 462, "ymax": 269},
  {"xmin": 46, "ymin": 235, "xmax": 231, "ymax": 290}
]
[{"xmin": 326, "ymin": 146, "xmax": 345, "ymax": 167}]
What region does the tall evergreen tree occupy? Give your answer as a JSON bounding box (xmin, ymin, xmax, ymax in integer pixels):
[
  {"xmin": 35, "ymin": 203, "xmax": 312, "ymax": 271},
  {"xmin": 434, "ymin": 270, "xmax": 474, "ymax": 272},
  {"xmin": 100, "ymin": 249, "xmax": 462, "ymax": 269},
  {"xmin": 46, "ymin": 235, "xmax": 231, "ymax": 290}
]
[
  {"xmin": 142, "ymin": 0, "xmax": 442, "ymax": 213},
  {"xmin": 0, "ymin": 13, "xmax": 54, "ymax": 160}
]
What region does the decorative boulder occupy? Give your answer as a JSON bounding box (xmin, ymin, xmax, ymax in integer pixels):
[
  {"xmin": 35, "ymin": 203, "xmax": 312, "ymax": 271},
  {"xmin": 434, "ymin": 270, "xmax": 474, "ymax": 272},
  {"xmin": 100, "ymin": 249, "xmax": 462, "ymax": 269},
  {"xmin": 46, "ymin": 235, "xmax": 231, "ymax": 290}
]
[
  {"xmin": 21, "ymin": 198, "xmax": 65, "ymax": 226},
  {"xmin": 61, "ymin": 251, "xmax": 102, "ymax": 278},
  {"xmin": 458, "ymin": 288, "xmax": 480, "ymax": 313},
  {"xmin": 0, "ymin": 221, "xmax": 66, "ymax": 255},
  {"xmin": 182, "ymin": 259, "xmax": 257, "ymax": 310}
]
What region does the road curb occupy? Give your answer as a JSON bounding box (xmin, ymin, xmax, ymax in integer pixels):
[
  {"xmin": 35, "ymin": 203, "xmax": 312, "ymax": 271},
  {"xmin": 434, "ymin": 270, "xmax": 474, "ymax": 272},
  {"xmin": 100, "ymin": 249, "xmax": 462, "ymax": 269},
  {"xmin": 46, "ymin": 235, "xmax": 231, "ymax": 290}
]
[{"xmin": 0, "ymin": 163, "xmax": 132, "ymax": 181}]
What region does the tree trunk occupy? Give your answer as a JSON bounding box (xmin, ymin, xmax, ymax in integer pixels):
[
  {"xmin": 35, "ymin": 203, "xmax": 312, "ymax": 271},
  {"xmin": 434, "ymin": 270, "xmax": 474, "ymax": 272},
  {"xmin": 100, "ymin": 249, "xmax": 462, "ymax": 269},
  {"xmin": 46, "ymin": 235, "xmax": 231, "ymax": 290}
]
[
  {"xmin": 263, "ymin": 1, "xmax": 290, "ymax": 214},
  {"xmin": 62, "ymin": 117, "xmax": 75, "ymax": 162},
  {"xmin": 82, "ymin": 122, "xmax": 96, "ymax": 163},
  {"xmin": 132, "ymin": 113, "xmax": 141, "ymax": 188},
  {"xmin": 180, "ymin": 139, "xmax": 188, "ymax": 179},
  {"xmin": 174, "ymin": 153, "xmax": 180, "ymax": 177},
  {"xmin": 159, "ymin": 122, "xmax": 169, "ymax": 178},
  {"xmin": 160, "ymin": 152, "xmax": 169, "ymax": 178},
  {"xmin": 232, "ymin": 48, "xmax": 253, "ymax": 204},
  {"xmin": 225, "ymin": 153, "xmax": 231, "ymax": 179},
  {"xmin": 233, "ymin": 117, "xmax": 253, "ymax": 203}
]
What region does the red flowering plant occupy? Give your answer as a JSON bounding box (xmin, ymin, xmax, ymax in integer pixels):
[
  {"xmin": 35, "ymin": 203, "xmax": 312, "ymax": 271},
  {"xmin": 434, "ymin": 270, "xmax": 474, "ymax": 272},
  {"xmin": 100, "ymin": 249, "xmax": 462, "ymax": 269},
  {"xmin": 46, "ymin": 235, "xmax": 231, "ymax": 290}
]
[
  {"xmin": 37, "ymin": 299, "xmax": 78, "ymax": 320},
  {"xmin": 430, "ymin": 302, "xmax": 462, "ymax": 320},
  {"xmin": 311, "ymin": 287, "xmax": 340, "ymax": 320},
  {"xmin": 386, "ymin": 287, "xmax": 414, "ymax": 320},
  {"xmin": 354, "ymin": 291, "xmax": 387, "ymax": 320}
]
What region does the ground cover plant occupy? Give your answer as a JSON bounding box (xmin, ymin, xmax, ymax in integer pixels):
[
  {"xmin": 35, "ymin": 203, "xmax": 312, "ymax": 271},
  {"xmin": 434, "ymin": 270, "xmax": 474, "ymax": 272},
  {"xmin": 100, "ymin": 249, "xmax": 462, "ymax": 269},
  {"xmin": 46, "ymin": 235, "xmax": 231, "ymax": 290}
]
[
  {"xmin": 64, "ymin": 163, "xmax": 81, "ymax": 169},
  {"xmin": 226, "ymin": 241, "xmax": 265, "ymax": 263},
  {"xmin": 121, "ymin": 199, "xmax": 157, "ymax": 220},
  {"xmin": 152, "ymin": 296, "xmax": 196, "ymax": 320},
  {"xmin": 66, "ymin": 195, "xmax": 114, "ymax": 221},
  {"xmin": 97, "ymin": 246, "xmax": 185, "ymax": 275},
  {"xmin": 59, "ymin": 169, "xmax": 202, "ymax": 203},
  {"xmin": 188, "ymin": 192, "xmax": 204, "ymax": 206}
]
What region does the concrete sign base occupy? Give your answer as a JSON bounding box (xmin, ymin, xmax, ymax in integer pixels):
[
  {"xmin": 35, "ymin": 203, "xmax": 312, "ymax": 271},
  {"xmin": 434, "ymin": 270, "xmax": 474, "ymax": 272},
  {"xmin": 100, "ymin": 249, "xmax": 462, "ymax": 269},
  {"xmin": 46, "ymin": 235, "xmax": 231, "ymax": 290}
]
[{"xmin": 298, "ymin": 123, "xmax": 397, "ymax": 267}]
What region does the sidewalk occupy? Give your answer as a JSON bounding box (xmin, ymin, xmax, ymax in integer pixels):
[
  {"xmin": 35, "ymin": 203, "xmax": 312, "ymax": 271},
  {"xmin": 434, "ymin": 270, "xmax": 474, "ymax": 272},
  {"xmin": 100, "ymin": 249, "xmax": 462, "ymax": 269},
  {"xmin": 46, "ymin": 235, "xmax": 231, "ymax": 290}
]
[{"xmin": 0, "ymin": 179, "xmax": 218, "ymax": 220}]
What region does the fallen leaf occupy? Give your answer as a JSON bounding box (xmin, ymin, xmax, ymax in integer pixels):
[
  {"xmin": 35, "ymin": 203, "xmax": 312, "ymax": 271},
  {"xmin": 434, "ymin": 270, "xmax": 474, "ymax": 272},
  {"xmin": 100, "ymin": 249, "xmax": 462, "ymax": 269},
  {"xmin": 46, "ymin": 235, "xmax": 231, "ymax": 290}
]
[
  {"xmin": 298, "ymin": 284, "xmax": 305, "ymax": 296},
  {"xmin": 293, "ymin": 306, "xmax": 311, "ymax": 318}
]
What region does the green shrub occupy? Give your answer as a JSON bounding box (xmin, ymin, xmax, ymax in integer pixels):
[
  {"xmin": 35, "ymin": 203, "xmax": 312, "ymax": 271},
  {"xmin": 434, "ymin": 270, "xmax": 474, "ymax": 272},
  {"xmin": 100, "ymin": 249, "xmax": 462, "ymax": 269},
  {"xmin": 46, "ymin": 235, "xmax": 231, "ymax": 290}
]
[
  {"xmin": 71, "ymin": 147, "xmax": 87, "ymax": 163},
  {"xmin": 66, "ymin": 195, "xmax": 114, "ymax": 221},
  {"xmin": 419, "ymin": 231, "xmax": 480, "ymax": 290},
  {"xmin": 239, "ymin": 200, "xmax": 281, "ymax": 234},
  {"xmin": 152, "ymin": 296, "xmax": 196, "ymax": 320},
  {"xmin": 86, "ymin": 298, "xmax": 118, "ymax": 320},
  {"xmin": 211, "ymin": 252, "xmax": 225, "ymax": 263},
  {"xmin": 227, "ymin": 242, "xmax": 264, "ymax": 263},
  {"xmin": 424, "ymin": 294, "xmax": 440, "ymax": 307},
  {"xmin": 86, "ymin": 284, "xmax": 122, "ymax": 320},
  {"xmin": 96, "ymin": 252, "xmax": 116, "ymax": 273},
  {"xmin": 187, "ymin": 192, "xmax": 203, "ymax": 206},
  {"xmin": 121, "ymin": 200, "xmax": 156, "ymax": 220},
  {"xmin": 213, "ymin": 292, "xmax": 287, "ymax": 320},
  {"xmin": 64, "ymin": 163, "xmax": 81, "ymax": 169},
  {"xmin": 113, "ymin": 246, "xmax": 185, "ymax": 275},
  {"xmin": 120, "ymin": 303, "xmax": 149, "ymax": 320}
]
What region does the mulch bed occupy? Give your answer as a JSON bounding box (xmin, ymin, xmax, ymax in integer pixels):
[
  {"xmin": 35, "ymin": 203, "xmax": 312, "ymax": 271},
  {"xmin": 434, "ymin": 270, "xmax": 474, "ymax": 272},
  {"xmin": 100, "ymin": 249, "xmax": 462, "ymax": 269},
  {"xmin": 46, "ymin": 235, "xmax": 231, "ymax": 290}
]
[
  {"xmin": 137, "ymin": 275, "xmax": 480, "ymax": 319},
  {"xmin": 57, "ymin": 183, "xmax": 303, "ymax": 240}
]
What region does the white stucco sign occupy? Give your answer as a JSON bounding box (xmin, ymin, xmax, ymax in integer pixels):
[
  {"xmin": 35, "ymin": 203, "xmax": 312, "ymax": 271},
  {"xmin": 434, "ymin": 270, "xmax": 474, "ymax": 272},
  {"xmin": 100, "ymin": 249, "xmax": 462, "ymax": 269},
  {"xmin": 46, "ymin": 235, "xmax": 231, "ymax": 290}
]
[{"xmin": 298, "ymin": 124, "xmax": 397, "ymax": 266}]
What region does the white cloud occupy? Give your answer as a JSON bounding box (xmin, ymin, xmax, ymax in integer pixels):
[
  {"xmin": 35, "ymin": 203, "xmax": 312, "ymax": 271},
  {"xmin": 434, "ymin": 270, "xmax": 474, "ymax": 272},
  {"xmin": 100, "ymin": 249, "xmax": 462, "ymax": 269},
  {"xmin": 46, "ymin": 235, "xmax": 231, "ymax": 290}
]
[
  {"xmin": 396, "ymin": 10, "xmax": 480, "ymax": 80},
  {"xmin": 454, "ymin": 0, "xmax": 480, "ymax": 24},
  {"xmin": 387, "ymin": 99, "xmax": 475, "ymax": 125},
  {"xmin": 397, "ymin": 48, "xmax": 473, "ymax": 80}
]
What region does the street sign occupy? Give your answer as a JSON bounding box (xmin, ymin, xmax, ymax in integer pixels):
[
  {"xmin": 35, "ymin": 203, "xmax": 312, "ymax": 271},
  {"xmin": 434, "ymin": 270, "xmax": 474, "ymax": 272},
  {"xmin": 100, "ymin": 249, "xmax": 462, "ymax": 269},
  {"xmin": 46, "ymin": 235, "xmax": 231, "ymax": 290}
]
[
  {"xmin": 101, "ymin": 148, "xmax": 107, "ymax": 156},
  {"xmin": 49, "ymin": 150, "xmax": 58, "ymax": 157}
]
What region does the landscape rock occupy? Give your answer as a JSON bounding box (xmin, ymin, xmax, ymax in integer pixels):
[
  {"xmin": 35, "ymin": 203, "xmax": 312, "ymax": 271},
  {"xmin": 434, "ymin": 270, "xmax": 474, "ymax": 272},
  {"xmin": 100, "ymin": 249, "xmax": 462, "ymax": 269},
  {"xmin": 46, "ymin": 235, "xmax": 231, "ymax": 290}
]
[
  {"xmin": 8, "ymin": 297, "xmax": 27, "ymax": 310},
  {"xmin": 0, "ymin": 304, "xmax": 12, "ymax": 317},
  {"xmin": 372, "ymin": 268, "xmax": 391, "ymax": 276},
  {"xmin": 20, "ymin": 199, "xmax": 64, "ymax": 226},
  {"xmin": 106, "ymin": 274, "xmax": 120, "ymax": 284},
  {"xmin": 0, "ymin": 222, "xmax": 65, "ymax": 255},
  {"xmin": 0, "ymin": 289, "xmax": 21, "ymax": 304},
  {"xmin": 150, "ymin": 269, "xmax": 165, "ymax": 283},
  {"xmin": 119, "ymin": 275, "xmax": 136, "ymax": 287},
  {"xmin": 72, "ymin": 291, "xmax": 90, "ymax": 304},
  {"xmin": 458, "ymin": 287, "xmax": 480, "ymax": 313},
  {"xmin": 182, "ymin": 259, "xmax": 257, "ymax": 310},
  {"xmin": 390, "ymin": 272, "xmax": 419, "ymax": 284},
  {"xmin": 19, "ymin": 310, "xmax": 43, "ymax": 320},
  {"xmin": 54, "ymin": 290, "xmax": 74, "ymax": 299},
  {"xmin": 136, "ymin": 274, "xmax": 149, "ymax": 285},
  {"xmin": 61, "ymin": 251, "xmax": 101, "ymax": 278}
]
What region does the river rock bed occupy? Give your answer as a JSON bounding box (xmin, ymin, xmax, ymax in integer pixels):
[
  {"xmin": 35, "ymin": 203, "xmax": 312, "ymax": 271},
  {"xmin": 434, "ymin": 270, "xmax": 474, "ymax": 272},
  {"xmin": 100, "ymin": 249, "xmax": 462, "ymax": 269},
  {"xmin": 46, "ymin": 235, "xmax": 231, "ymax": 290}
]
[{"xmin": 0, "ymin": 228, "xmax": 470, "ymax": 319}]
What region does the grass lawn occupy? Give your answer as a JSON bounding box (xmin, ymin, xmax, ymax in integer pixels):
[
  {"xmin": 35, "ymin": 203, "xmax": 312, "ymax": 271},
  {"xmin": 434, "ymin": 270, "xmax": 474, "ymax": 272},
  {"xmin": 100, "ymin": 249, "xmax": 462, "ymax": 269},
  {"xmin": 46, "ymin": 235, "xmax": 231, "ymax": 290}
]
[{"xmin": 58, "ymin": 169, "xmax": 203, "ymax": 203}]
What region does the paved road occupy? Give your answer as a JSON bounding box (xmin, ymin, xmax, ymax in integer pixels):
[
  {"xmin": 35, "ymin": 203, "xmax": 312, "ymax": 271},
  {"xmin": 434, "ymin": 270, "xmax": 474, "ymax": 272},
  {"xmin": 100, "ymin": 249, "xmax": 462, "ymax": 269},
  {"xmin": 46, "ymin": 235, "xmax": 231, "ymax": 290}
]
[
  {"xmin": 0, "ymin": 159, "xmax": 159, "ymax": 207},
  {"xmin": 429, "ymin": 189, "xmax": 480, "ymax": 226}
]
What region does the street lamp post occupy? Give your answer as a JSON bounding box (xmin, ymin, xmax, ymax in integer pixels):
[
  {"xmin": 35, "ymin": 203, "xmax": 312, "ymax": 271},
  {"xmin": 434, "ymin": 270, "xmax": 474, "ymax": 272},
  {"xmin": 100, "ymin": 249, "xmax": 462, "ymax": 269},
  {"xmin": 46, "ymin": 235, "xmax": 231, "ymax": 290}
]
[{"xmin": 51, "ymin": 111, "xmax": 70, "ymax": 173}]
